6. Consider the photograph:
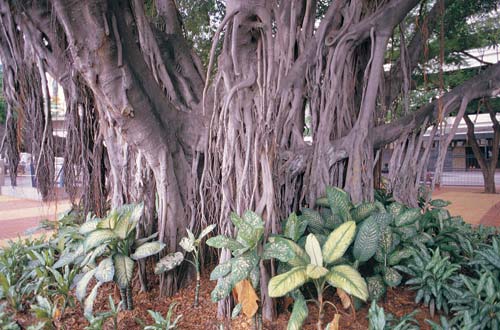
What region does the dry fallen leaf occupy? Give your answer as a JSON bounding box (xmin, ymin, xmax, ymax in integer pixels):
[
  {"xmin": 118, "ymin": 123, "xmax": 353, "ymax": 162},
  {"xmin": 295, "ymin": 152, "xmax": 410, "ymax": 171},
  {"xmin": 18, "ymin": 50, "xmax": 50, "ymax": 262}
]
[
  {"xmin": 232, "ymin": 279, "xmax": 259, "ymax": 318},
  {"xmin": 337, "ymin": 288, "xmax": 351, "ymax": 309}
]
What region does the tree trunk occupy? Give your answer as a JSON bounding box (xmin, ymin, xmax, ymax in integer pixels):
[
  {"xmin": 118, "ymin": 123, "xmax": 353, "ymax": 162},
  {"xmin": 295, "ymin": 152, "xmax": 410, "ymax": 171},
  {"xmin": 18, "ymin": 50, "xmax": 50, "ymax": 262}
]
[
  {"xmin": 464, "ymin": 110, "xmax": 499, "ymax": 194},
  {"xmin": 484, "ymin": 168, "xmax": 496, "ymax": 194}
]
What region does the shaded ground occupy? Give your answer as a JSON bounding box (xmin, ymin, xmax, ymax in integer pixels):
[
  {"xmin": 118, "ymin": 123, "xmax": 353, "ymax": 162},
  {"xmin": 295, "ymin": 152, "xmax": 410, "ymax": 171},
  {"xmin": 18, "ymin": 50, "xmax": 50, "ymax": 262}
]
[{"xmin": 10, "ymin": 270, "xmax": 438, "ymax": 330}]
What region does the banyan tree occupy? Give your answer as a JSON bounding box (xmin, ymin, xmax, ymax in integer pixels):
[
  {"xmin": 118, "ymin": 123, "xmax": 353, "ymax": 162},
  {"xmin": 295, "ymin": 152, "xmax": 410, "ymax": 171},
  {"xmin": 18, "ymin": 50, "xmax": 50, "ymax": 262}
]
[{"xmin": 0, "ymin": 0, "xmax": 499, "ymax": 320}]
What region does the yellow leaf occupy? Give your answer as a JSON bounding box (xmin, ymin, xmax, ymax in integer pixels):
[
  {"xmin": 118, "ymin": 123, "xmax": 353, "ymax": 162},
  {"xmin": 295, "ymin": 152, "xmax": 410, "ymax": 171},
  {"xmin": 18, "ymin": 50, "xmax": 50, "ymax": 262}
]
[
  {"xmin": 232, "ymin": 279, "xmax": 259, "ymax": 318},
  {"xmin": 327, "ymin": 313, "xmax": 340, "ymax": 330},
  {"xmin": 336, "ymin": 288, "xmax": 351, "ymax": 309}
]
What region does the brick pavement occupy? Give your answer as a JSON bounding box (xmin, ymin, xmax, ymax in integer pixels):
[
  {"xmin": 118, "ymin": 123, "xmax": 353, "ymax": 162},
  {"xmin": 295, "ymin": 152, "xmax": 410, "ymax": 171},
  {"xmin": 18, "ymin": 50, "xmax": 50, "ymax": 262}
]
[{"xmin": 0, "ymin": 195, "xmax": 71, "ymax": 245}]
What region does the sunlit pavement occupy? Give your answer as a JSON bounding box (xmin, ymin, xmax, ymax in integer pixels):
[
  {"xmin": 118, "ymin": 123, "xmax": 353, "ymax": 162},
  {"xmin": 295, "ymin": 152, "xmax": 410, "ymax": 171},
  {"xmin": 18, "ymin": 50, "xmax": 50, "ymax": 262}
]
[
  {"xmin": 0, "ymin": 195, "xmax": 71, "ymax": 246},
  {"xmin": 433, "ymin": 187, "xmax": 500, "ymax": 226}
]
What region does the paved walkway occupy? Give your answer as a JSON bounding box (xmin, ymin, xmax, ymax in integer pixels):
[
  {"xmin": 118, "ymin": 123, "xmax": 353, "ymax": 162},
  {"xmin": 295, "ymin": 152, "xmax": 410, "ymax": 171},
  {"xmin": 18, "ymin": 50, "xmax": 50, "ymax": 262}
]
[
  {"xmin": 434, "ymin": 187, "xmax": 500, "ymax": 226},
  {"xmin": 0, "ymin": 195, "xmax": 71, "ymax": 246}
]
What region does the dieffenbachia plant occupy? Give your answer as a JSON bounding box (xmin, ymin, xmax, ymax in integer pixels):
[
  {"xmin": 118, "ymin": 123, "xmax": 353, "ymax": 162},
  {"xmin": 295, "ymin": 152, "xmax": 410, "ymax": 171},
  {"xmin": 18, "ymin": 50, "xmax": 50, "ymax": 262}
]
[
  {"xmin": 206, "ymin": 211, "xmax": 268, "ymax": 326},
  {"xmin": 268, "ymin": 222, "xmax": 368, "ymax": 330},
  {"xmin": 75, "ymin": 203, "xmax": 165, "ymax": 315},
  {"xmin": 154, "ymin": 224, "xmax": 216, "ymax": 307}
]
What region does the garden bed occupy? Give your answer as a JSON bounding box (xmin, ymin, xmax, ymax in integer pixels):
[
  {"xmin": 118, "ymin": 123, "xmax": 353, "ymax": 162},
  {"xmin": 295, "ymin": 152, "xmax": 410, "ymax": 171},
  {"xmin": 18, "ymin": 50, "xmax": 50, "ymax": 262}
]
[{"xmin": 8, "ymin": 271, "xmax": 437, "ymax": 329}]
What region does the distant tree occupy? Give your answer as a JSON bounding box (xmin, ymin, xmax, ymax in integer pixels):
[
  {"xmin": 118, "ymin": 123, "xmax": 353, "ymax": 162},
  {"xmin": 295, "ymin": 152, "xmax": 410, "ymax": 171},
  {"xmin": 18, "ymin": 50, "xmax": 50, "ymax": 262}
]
[{"xmin": 464, "ymin": 100, "xmax": 500, "ymax": 193}]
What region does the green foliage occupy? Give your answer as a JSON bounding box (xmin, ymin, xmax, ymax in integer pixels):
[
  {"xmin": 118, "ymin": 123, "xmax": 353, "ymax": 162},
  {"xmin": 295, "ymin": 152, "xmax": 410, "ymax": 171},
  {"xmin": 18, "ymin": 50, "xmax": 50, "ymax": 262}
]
[
  {"xmin": 157, "ymin": 224, "xmax": 216, "ymax": 306},
  {"xmin": 136, "ymin": 302, "xmax": 182, "ymax": 330},
  {"xmin": 207, "ymin": 211, "xmax": 264, "ymax": 303},
  {"xmin": 0, "ymin": 303, "xmax": 21, "ymax": 330},
  {"xmin": 75, "ymin": 203, "xmax": 164, "ymax": 314},
  {"xmin": 30, "ymin": 296, "xmax": 57, "ymax": 330},
  {"xmin": 268, "ymin": 227, "xmax": 367, "ymax": 330},
  {"xmin": 368, "ymin": 301, "xmax": 419, "ymax": 330},
  {"xmin": 85, "ymin": 295, "xmax": 122, "ymax": 330},
  {"xmin": 397, "ymin": 247, "xmax": 460, "ymax": 316},
  {"xmin": 353, "ymin": 216, "xmax": 381, "ymax": 262}
]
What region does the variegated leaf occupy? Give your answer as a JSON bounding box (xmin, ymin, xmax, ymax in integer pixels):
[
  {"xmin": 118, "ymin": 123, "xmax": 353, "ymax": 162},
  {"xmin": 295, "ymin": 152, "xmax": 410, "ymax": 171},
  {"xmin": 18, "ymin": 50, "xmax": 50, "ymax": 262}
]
[
  {"xmin": 268, "ymin": 267, "xmax": 308, "ymax": 297},
  {"xmin": 76, "ymin": 269, "xmax": 97, "ymax": 302},
  {"xmin": 83, "ymin": 229, "xmax": 116, "ymax": 252},
  {"xmin": 326, "ymin": 265, "xmax": 368, "ymax": 301},
  {"xmin": 95, "ymin": 257, "xmax": 114, "ymax": 283},
  {"xmin": 114, "ymin": 254, "xmax": 134, "ymax": 288},
  {"xmin": 154, "ymin": 252, "xmax": 184, "ymax": 274},
  {"xmin": 198, "ymin": 224, "xmax": 216, "ymax": 240},
  {"xmin": 322, "ymin": 221, "xmax": 356, "ymax": 264},
  {"xmin": 130, "ymin": 242, "xmax": 165, "ymax": 260},
  {"xmin": 305, "ymin": 234, "xmax": 323, "ymax": 267},
  {"xmin": 84, "ymin": 282, "xmax": 102, "ymax": 317}
]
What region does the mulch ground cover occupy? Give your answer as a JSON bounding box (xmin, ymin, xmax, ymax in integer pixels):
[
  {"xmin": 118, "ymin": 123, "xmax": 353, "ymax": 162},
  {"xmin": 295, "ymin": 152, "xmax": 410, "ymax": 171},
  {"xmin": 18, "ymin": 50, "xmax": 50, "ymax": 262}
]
[{"xmin": 8, "ymin": 268, "xmax": 438, "ymax": 330}]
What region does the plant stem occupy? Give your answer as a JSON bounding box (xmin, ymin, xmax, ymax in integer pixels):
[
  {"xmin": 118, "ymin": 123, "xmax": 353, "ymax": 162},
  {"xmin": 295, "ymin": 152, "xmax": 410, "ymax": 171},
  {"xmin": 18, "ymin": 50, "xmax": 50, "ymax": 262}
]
[
  {"xmin": 316, "ymin": 281, "xmax": 324, "ymax": 330},
  {"xmin": 119, "ymin": 287, "xmax": 127, "ymax": 310},
  {"xmin": 126, "ymin": 285, "xmax": 134, "ymax": 310},
  {"xmin": 194, "ymin": 267, "xmax": 200, "ymax": 307}
]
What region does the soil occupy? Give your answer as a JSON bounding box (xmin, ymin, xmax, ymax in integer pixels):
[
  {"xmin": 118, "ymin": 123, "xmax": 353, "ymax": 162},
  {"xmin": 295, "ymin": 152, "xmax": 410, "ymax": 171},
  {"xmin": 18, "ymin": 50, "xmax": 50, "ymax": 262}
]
[{"xmin": 10, "ymin": 270, "xmax": 439, "ymax": 330}]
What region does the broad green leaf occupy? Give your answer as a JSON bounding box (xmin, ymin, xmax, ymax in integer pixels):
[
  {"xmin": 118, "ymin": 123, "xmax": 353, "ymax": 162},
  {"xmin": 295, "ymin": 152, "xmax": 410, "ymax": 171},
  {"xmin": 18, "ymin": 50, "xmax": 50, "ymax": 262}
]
[
  {"xmin": 305, "ymin": 234, "xmax": 323, "ymax": 267},
  {"xmin": 79, "ymin": 219, "xmax": 100, "ymax": 235},
  {"xmin": 76, "ymin": 269, "xmax": 97, "ymax": 301},
  {"xmin": 229, "ymin": 252, "xmax": 259, "ymax": 285},
  {"xmin": 326, "ymin": 186, "xmax": 352, "ymax": 221},
  {"xmin": 306, "ymin": 264, "xmax": 328, "ymax": 279},
  {"xmin": 262, "ymin": 239, "xmax": 295, "ymax": 262},
  {"xmin": 300, "ymin": 208, "xmax": 324, "ymax": 235},
  {"xmin": 210, "ymin": 261, "xmax": 232, "ymax": 280},
  {"xmin": 267, "ymin": 236, "xmax": 309, "ymax": 267},
  {"xmin": 198, "ymin": 224, "xmax": 216, "ymax": 240},
  {"xmin": 84, "ymin": 282, "xmax": 102, "ymax": 317},
  {"xmin": 113, "ymin": 214, "xmax": 131, "ymax": 239},
  {"xmin": 154, "ymin": 252, "xmax": 184, "ymax": 274},
  {"xmin": 287, "ymin": 293, "xmax": 308, "ymax": 330},
  {"xmin": 353, "ymin": 216, "xmax": 380, "ymax": 262},
  {"xmin": 243, "ymin": 211, "xmax": 265, "ymax": 227},
  {"xmin": 130, "ymin": 242, "xmax": 165, "ymax": 260},
  {"xmin": 326, "ymin": 265, "xmax": 368, "ymax": 301},
  {"xmin": 83, "ymin": 229, "xmax": 116, "ymax": 251},
  {"xmin": 268, "ymin": 267, "xmax": 308, "ymax": 297},
  {"xmin": 233, "ymin": 212, "xmax": 264, "ymax": 248},
  {"xmin": 394, "ymin": 208, "xmax": 421, "ymax": 227},
  {"xmin": 284, "ymin": 213, "xmax": 307, "ymax": 242},
  {"xmin": 95, "ymin": 257, "xmax": 114, "ymax": 283},
  {"xmin": 206, "ymin": 235, "xmax": 244, "ymax": 251},
  {"xmin": 179, "ymin": 237, "xmax": 195, "ymax": 252},
  {"xmin": 211, "ymin": 276, "xmax": 232, "ymax": 302},
  {"xmin": 97, "ymin": 211, "xmax": 118, "ymax": 230},
  {"xmin": 135, "ymin": 232, "xmax": 159, "ymax": 247},
  {"xmin": 322, "ymin": 221, "xmax": 356, "ymax": 264},
  {"xmin": 113, "ymin": 254, "xmax": 134, "ymax": 288},
  {"xmin": 53, "ymin": 251, "xmax": 77, "ymax": 269},
  {"xmin": 268, "ymin": 236, "xmax": 311, "ymax": 267}
]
